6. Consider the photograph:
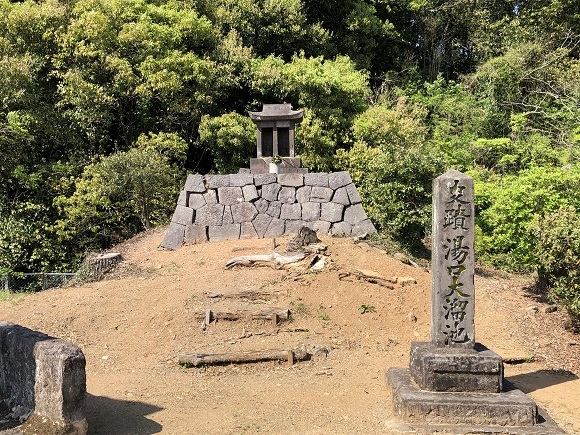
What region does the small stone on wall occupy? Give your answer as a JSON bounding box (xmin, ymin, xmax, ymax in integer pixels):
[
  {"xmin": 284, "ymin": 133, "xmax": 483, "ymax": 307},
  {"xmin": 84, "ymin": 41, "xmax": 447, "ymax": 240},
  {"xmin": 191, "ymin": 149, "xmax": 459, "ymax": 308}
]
[
  {"xmin": 162, "ymin": 222, "xmax": 186, "ymax": 250},
  {"xmin": 302, "ymin": 202, "xmax": 321, "ymax": 221},
  {"xmin": 209, "ymin": 224, "xmax": 240, "ymax": 241},
  {"xmin": 261, "ymin": 183, "xmax": 282, "ymax": 201},
  {"xmin": 264, "ymin": 218, "xmax": 285, "ymax": 237},
  {"xmin": 328, "ymin": 171, "xmax": 352, "ymax": 190},
  {"xmin": 195, "ymin": 204, "xmax": 225, "ymax": 226},
  {"xmin": 278, "ymin": 173, "xmax": 304, "ymax": 187},
  {"xmin": 304, "ymin": 173, "xmax": 329, "ymax": 187},
  {"xmin": 217, "ymin": 186, "xmax": 244, "ymax": 206},
  {"xmin": 185, "ymin": 224, "xmax": 207, "ymax": 244},
  {"xmin": 171, "ymin": 205, "xmax": 194, "ymax": 225},
  {"xmin": 184, "ymin": 174, "xmax": 205, "ymax": 193},
  {"xmin": 278, "ymin": 186, "xmax": 297, "ymax": 204},
  {"xmin": 332, "ymin": 187, "xmax": 350, "ymax": 205}
]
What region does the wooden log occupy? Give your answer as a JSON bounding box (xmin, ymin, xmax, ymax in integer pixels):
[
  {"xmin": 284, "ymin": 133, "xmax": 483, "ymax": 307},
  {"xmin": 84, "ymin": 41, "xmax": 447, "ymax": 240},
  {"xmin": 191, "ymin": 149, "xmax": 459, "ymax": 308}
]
[
  {"xmin": 178, "ymin": 347, "xmax": 309, "ymax": 367},
  {"xmin": 216, "ymin": 311, "xmax": 242, "ymax": 321},
  {"xmin": 287, "ymin": 349, "xmax": 294, "ymax": 366},
  {"xmin": 250, "ymin": 308, "xmax": 290, "ymax": 321},
  {"xmin": 199, "ymin": 308, "xmax": 290, "ymax": 323}
]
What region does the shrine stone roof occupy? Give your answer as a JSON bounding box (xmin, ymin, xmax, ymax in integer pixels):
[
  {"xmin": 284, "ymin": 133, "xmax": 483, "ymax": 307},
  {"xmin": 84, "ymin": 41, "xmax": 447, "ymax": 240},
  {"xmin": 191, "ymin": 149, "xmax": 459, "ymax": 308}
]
[{"xmin": 248, "ymin": 104, "xmax": 304, "ymax": 122}]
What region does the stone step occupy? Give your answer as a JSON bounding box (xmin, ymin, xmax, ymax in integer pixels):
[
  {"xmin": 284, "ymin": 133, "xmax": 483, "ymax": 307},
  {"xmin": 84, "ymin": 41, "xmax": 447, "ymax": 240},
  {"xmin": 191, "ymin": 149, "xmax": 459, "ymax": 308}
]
[{"xmin": 387, "ymin": 368, "xmax": 546, "ymax": 428}]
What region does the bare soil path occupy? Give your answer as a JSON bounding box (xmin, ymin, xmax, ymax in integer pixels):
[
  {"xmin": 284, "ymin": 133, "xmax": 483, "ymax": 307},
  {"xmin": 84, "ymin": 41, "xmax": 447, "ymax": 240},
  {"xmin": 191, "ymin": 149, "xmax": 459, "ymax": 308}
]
[{"xmin": 0, "ymin": 228, "xmax": 578, "ymax": 434}]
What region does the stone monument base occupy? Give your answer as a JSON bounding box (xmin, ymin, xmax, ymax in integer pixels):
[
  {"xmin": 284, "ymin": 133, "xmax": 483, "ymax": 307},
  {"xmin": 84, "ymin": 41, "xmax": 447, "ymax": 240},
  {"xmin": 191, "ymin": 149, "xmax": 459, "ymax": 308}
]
[
  {"xmin": 410, "ymin": 341, "xmax": 503, "ymax": 392},
  {"xmin": 387, "ymin": 368, "xmax": 537, "ymax": 426},
  {"xmin": 386, "ymin": 402, "xmax": 565, "ymax": 435}
]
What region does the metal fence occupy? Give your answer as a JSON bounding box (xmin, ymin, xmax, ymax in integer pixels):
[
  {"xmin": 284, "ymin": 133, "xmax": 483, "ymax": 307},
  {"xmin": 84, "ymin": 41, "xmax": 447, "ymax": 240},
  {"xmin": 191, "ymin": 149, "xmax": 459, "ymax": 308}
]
[{"xmin": 2, "ymin": 273, "xmax": 76, "ymax": 293}]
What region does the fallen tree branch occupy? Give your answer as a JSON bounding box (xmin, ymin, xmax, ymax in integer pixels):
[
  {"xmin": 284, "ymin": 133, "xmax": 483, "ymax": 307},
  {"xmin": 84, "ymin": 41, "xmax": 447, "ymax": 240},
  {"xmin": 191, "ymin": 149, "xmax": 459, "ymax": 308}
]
[
  {"xmin": 204, "ymin": 328, "xmax": 312, "ymax": 347},
  {"xmin": 339, "ymin": 269, "xmax": 396, "ymax": 288},
  {"xmin": 233, "ymin": 327, "xmax": 310, "ymax": 340},
  {"xmin": 205, "ymin": 289, "xmax": 279, "ymax": 300},
  {"xmin": 225, "ymin": 252, "xmax": 306, "ymax": 269}
]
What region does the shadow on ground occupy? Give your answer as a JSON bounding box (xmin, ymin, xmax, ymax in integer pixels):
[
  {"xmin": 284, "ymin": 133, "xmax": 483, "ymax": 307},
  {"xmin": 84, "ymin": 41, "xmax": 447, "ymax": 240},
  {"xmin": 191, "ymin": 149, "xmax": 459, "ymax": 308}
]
[
  {"xmin": 86, "ymin": 393, "xmax": 163, "ymax": 434},
  {"xmin": 507, "ymin": 369, "xmax": 578, "ymax": 393}
]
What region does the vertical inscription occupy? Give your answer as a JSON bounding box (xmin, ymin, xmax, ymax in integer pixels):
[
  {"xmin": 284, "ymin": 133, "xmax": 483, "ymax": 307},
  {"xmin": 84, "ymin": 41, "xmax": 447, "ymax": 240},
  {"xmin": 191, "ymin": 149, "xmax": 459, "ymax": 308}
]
[{"xmin": 431, "ymin": 171, "xmax": 475, "ymax": 348}]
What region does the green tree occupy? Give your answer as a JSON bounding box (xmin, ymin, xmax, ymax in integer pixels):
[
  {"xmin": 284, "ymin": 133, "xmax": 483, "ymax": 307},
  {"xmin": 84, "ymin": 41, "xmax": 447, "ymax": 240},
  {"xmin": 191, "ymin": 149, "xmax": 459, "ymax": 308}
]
[
  {"xmin": 467, "ymin": 40, "xmax": 580, "ymax": 150},
  {"xmin": 533, "ymin": 207, "xmax": 580, "ymax": 320},
  {"xmin": 515, "ymin": 0, "xmax": 580, "ymax": 44},
  {"xmin": 409, "ymin": 77, "xmax": 497, "ymax": 169},
  {"xmin": 55, "ymin": 0, "xmax": 217, "ymax": 151},
  {"xmin": 336, "ymin": 100, "xmax": 444, "ymax": 246},
  {"xmin": 301, "ymin": 0, "xmax": 400, "ymax": 73},
  {"xmin": 209, "ymin": 0, "xmax": 329, "ymax": 61},
  {"xmin": 198, "ymin": 112, "xmax": 255, "ymax": 173}
]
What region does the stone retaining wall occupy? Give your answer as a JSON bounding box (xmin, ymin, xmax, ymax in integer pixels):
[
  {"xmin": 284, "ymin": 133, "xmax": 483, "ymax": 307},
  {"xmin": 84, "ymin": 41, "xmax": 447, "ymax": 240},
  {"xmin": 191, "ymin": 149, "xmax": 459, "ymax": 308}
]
[
  {"xmin": 0, "ymin": 321, "xmax": 87, "ymax": 434},
  {"xmin": 162, "ymin": 171, "xmax": 376, "ymax": 249}
]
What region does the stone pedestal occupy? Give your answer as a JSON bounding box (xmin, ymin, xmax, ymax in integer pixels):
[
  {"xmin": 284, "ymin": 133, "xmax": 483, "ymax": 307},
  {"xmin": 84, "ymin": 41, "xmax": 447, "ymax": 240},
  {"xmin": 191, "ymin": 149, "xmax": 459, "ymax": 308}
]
[
  {"xmin": 387, "ymin": 368, "xmax": 537, "ymax": 427},
  {"xmin": 387, "ymin": 341, "xmax": 539, "ymax": 428},
  {"xmin": 409, "ymin": 342, "xmax": 503, "ymax": 393}
]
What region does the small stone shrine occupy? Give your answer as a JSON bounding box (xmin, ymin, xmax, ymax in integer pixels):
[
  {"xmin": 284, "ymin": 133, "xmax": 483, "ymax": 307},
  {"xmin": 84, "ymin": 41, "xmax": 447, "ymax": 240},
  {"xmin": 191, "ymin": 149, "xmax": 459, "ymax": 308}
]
[
  {"xmin": 248, "ymin": 103, "xmax": 307, "ymax": 174},
  {"xmin": 161, "ymin": 104, "xmax": 377, "ymax": 249},
  {"xmin": 386, "ymin": 170, "xmax": 563, "ymax": 433}
]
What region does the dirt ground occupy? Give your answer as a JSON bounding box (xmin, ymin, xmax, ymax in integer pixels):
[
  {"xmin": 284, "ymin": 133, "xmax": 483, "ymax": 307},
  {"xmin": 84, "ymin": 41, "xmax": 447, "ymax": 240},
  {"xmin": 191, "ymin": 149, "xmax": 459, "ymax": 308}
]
[{"xmin": 0, "ymin": 227, "xmax": 579, "ymax": 434}]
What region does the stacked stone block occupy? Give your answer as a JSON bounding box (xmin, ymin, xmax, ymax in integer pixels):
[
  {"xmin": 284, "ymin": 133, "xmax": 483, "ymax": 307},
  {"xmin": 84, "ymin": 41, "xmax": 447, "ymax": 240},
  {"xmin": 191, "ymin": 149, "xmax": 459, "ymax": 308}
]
[
  {"xmin": 162, "ymin": 171, "xmax": 376, "ymax": 249},
  {"xmin": 0, "ymin": 321, "xmax": 87, "ymax": 434}
]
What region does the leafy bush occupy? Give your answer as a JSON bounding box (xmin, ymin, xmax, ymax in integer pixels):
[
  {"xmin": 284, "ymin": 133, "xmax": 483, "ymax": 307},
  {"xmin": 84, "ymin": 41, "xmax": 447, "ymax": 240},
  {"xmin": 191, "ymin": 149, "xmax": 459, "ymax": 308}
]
[
  {"xmin": 409, "ymin": 78, "xmax": 497, "ymax": 169},
  {"xmin": 351, "ymin": 102, "xmax": 426, "ymax": 149},
  {"xmin": 295, "ymin": 113, "xmax": 336, "ymax": 172},
  {"xmin": 475, "ymin": 165, "xmax": 580, "ymax": 271},
  {"xmin": 55, "ymin": 143, "xmax": 183, "ymax": 254},
  {"xmin": 470, "ymin": 134, "xmax": 565, "ymax": 174},
  {"xmin": 532, "ymin": 207, "xmax": 580, "ymax": 320},
  {"xmin": 336, "ymin": 102, "xmax": 445, "ymax": 247}
]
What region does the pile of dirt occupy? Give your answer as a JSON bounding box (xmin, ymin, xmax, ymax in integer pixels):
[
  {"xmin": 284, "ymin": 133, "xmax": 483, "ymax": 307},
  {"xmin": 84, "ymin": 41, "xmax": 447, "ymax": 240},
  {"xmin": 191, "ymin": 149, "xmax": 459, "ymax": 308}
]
[{"xmin": 0, "ymin": 227, "xmax": 578, "ymax": 434}]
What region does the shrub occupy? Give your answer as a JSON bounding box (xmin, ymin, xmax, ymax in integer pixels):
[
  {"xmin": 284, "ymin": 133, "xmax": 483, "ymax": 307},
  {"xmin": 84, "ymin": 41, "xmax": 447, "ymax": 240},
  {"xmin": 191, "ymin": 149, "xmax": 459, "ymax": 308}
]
[
  {"xmin": 470, "ymin": 135, "xmax": 565, "ymax": 174},
  {"xmin": 55, "ymin": 145, "xmax": 182, "ymax": 254},
  {"xmin": 533, "ymin": 207, "xmax": 580, "ymax": 321},
  {"xmin": 475, "ymin": 165, "xmax": 580, "ymax": 271}
]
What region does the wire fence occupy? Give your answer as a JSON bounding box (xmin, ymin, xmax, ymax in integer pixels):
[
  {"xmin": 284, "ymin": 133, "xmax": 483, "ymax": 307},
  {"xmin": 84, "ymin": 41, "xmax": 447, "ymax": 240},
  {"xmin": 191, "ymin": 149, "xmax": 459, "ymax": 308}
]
[{"xmin": 2, "ymin": 273, "xmax": 76, "ymax": 293}]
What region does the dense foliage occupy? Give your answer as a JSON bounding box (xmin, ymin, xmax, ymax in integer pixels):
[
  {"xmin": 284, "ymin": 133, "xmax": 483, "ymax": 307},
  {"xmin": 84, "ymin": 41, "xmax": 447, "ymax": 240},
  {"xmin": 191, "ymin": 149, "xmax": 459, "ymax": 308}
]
[
  {"xmin": 533, "ymin": 207, "xmax": 580, "ymax": 320},
  {"xmin": 0, "ymin": 0, "xmax": 578, "ymax": 314}
]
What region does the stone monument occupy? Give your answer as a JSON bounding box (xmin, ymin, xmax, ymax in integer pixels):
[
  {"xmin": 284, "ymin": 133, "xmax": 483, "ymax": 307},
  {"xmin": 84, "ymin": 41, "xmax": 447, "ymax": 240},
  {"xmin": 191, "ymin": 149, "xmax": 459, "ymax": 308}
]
[{"xmin": 386, "ymin": 170, "xmax": 563, "ymax": 433}]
